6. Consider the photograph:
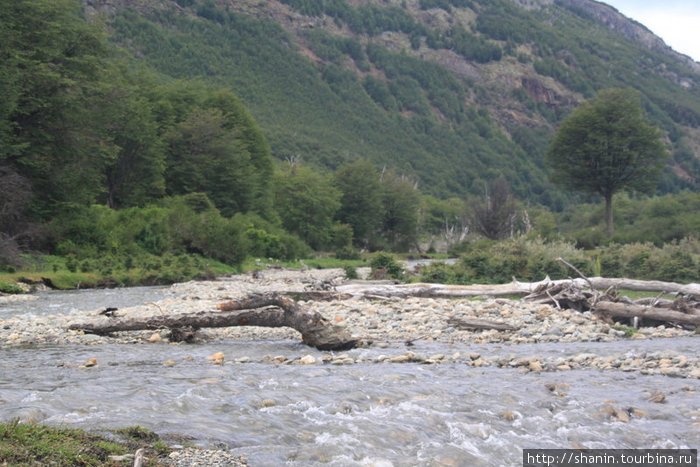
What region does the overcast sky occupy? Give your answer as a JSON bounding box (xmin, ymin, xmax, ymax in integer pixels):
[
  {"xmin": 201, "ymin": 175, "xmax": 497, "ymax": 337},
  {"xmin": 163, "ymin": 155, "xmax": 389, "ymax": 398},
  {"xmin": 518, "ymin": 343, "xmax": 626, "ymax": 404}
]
[{"xmin": 602, "ymin": 0, "xmax": 700, "ymax": 62}]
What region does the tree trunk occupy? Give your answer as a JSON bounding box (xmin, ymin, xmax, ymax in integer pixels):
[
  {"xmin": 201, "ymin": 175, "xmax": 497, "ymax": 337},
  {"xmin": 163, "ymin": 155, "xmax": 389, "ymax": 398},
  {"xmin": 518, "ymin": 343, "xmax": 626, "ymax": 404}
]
[
  {"xmin": 585, "ymin": 278, "xmax": 700, "ymax": 297},
  {"xmin": 604, "ymin": 192, "xmax": 614, "ymax": 237},
  {"xmin": 594, "ymin": 300, "xmax": 700, "ymax": 327},
  {"xmin": 336, "ymin": 278, "xmax": 699, "ymax": 299},
  {"xmin": 68, "ymin": 293, "xmax": 357, "ymax": 351},
  {"xmin": 447, "ymin": 317, "xmax": 517, "ymax": 331}
]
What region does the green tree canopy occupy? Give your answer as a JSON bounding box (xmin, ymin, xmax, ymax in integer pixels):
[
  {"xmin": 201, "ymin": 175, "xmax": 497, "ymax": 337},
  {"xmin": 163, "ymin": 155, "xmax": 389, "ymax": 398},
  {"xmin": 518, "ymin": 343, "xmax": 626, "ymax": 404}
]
[
  {"xmin": 545, "ymin": 88, "xmax": 668, "ymax": 236},
  {"xmin": 1, "ymin": 0, "xmax": 113, "ymax": 213},
  {"xmin": 380, "ymin": 173, "xmax": 421, "ymax": 251},
  {"xmin": 273, "ymin": 163, "xmax": 341, "ymax": 250},
  {"xmin": 334, "ymin": 159, "xmax": 384, "ymax": 249}
]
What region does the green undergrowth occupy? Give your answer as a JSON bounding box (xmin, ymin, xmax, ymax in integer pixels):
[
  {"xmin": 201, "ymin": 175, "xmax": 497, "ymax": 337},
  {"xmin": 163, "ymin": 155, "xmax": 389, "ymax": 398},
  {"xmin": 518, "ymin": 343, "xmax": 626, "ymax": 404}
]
[
  {"xmin": 0, "ymin": 253, "xmax": 370, "ymax": 293},
  {"xmin": 0, "ymin": 420, "xmax": 168, "ymax": 466},
  {"xmin": 611, "ymin": 324, "xmax": 641, "ymax": 337},
  {"xmin": 0, "ymin": 253, "xmax": 239, "ymax": 292},
  {"xmin": 426, "ymin": 237, "xmax": 699, "ymax": 285}
]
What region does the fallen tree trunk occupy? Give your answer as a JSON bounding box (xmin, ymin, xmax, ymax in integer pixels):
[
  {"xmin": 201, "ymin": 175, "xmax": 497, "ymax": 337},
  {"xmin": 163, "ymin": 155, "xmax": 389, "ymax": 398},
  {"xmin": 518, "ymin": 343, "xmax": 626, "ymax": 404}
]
[
  {"xmin": 68, "ymin": 293, "xmax": 357, "ymax": 351},
  {"xmin": 447, "ymin": 317, "xmax": 517, "ymax": 331},
  {"xmin": 585, "ymin": 278, "xmax": 700, "ymax": 297},
  {"xmin": 336, "ymin": 279, "xmax": 558, "ymax": 299},
  {"xmin": 336, "ymin": 278, "xmax": 699, "ymax": 300},
  {"xmin": 594, "ymin": 301, "xmax": 700, "ymax": 328}
]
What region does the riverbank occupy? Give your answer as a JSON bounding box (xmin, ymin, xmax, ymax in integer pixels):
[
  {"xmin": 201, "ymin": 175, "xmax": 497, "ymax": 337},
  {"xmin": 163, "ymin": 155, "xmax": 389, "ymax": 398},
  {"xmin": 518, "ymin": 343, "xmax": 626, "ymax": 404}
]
[
  {"xmin": 1, "ymin": 269, "xmax": 698, "ymax": 466},
  {"xmin": 1, "ymin": 268, "xmax": 697, "ymax": 378}
]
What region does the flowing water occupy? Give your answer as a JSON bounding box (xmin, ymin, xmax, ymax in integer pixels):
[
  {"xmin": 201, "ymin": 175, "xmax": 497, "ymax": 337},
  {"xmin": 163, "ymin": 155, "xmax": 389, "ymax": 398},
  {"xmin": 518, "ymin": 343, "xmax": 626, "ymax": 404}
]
[{"xmin": 1, "ymin": 287, "xmax": 698, "ymax": 466}]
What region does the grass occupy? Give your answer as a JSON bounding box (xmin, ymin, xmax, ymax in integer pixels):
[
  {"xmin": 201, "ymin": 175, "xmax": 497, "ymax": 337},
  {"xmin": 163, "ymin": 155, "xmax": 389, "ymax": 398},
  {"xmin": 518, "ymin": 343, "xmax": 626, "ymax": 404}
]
[
  {"xmin": 0, "ymin": 254, "xmax": 240, "ymax": 292},
  {"xmin": 0, "ymin": 420, "xmax": 172, "ymax": 466},
  {"xmin": 241, "ymin": 255, "xmax": 367, "ymax": 271},
  {"xmin": 611, "ymin": 324, "xmax": 640, "ymax": 337},
  {"xmin": 0, "ymin": 252, "xmax": 369, "ymax": 293},
  {"xmin": 0, "ymin": 419, "xmax": 125, "ymax": 466}
]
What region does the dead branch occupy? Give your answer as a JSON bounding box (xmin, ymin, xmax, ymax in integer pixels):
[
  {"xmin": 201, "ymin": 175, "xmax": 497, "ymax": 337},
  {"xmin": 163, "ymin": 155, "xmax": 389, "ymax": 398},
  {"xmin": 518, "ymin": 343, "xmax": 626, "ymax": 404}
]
[{"xmin": 68, "ymin": 293, "xmax": 357, "ymax": 351}]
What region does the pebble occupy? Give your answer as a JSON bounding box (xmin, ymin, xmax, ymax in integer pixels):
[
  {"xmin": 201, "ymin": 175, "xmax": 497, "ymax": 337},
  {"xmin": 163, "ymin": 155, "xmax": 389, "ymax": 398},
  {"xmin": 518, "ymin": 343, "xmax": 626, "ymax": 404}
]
[
  {"xmin": 0, "ymin": 268, "xmax": 697, "ymax": 379},
  {"xmin": 207, "ymin": 352, "xmax": 224, "ymax": 365},
  {"xmin": 299, "ymin": 354, "xmax": 316, "ymax": 365},
  {"xmin": 164, "ymin": 447, "xmax": 246, "ymax": 466}
]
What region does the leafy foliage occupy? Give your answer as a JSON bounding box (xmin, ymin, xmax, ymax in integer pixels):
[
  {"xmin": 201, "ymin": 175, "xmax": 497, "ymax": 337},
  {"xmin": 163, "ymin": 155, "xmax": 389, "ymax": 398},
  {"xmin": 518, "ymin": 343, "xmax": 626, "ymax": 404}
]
[
  {"xmin": 1, "ymin": 0, "xmax": 699, "ymax": 277},
  {"xmin": 370, "ymin": 252, "xmax": 405, "ymax": 280},
  {"xmin": 273, "ymin": 164, "xmax": 341, "ymax": 250},
  {"xmin": 546, "ymin": 89, "xmax": 668, "ymax": 235}
]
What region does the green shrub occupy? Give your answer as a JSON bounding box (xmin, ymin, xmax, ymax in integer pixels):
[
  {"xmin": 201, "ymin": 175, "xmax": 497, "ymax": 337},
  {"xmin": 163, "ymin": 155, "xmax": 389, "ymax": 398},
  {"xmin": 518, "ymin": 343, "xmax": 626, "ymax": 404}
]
[
  {"xmin": 370, "ymin": 252, "xmax": 404, "ymax": 280},
  {"xmin": 335, "ymin": 245, "xmax": 361, "ymax": 260},
  {"xmin": 596, "ymin": 239, "xmax": 698, "ymax": 282},
  {"xmin": 0, "ymin": 283, "xmax": 24, "ymax": 294},
  {"xmin": 420, "ymin": 262, "xmax": 458, "ymax": 284},
  {"xmin": 65, "ymin": 255, "xmax": 78, "ymax": 273},
  {"xmin": 344, "ymin": 265, "xmax": 359, "ymax": 280},
  {"xmin": 427, "ymin": 237, "xmax": 591, "ymax": 284}
]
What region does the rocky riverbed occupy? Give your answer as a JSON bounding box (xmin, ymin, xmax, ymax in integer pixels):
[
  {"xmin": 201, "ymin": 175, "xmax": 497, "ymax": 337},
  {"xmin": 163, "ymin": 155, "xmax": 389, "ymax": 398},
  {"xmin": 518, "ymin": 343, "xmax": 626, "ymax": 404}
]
[
  {"xmin": 1, "ymin": 268, "xmax": 698, "ymax": 378},
  {"xmin": 1, "ymin": 268, "xmax": 699, "ymax": 466}
]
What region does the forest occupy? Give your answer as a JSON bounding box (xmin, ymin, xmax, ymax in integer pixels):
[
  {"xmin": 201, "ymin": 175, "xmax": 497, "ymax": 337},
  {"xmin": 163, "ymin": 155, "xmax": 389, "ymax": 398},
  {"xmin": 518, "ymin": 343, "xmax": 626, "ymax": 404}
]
[{"xmin": 0, "ymin": 0, "xmax": 698, "ymax": 289}]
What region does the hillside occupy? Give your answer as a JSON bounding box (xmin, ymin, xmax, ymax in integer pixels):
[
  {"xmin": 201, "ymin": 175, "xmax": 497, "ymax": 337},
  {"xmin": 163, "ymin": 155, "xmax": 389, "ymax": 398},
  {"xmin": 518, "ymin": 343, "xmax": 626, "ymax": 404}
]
[{"xmin": 81, "ymin": 0, "xmax": 700, "ymax": 206}]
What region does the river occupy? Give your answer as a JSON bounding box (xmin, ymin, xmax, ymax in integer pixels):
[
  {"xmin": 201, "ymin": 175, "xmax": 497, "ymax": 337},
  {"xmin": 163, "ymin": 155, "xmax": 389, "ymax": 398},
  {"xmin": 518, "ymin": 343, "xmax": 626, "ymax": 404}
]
[{"xmin": 1, "ymin": 285, "xmax": 698, "ymax": 466}]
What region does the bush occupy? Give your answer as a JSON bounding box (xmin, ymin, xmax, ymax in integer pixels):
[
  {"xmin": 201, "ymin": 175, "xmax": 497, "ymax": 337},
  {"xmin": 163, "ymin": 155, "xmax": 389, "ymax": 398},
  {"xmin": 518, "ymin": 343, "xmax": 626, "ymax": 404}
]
[
  {"xmin": 370, "ymin": 252, "xmax": 404, "ymax": 280},
  {"xmin": 0, "ymin": 282, "xmax": 24, "ymax": 294},
  {"xmin": 335, "ymin": 245, "xmax": 361, "ymax": 260},
  {"xmin": 426, "ymin": 237, "xmax": 591, "ymax": 284},
  {"xmin": 596, "ymin": 238, "xmax": 699, "ymax": 283},
  {"xmin": 420, "ymin": 262, "xmax": 458, "ymax": 284},
  {"xmin": 344, "ymin": 265, "xmax": 359, "ymax": 280}
]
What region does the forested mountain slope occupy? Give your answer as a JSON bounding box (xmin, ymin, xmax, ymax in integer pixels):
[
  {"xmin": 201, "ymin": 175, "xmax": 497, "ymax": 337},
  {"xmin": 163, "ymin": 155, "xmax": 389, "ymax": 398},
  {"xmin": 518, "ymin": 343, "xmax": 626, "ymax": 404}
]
[{"xmin": 85, "ymin": 0, "xmax": 700, "ymax": 207}]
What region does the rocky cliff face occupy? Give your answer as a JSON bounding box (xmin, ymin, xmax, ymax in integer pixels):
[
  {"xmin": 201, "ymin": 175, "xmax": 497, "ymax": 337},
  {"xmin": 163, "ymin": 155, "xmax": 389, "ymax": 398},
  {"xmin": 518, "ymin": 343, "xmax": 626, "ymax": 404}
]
[{"xmin": 563, "ymin": 0, "xmax": 699, "ymax": 72}]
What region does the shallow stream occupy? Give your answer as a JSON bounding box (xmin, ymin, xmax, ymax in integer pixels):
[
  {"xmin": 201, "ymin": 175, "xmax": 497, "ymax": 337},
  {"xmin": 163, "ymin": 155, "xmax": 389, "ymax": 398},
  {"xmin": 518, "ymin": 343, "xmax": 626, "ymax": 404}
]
[{"xmin": 1, "ymin": 287, "xmax": 698, "ymax": 466}]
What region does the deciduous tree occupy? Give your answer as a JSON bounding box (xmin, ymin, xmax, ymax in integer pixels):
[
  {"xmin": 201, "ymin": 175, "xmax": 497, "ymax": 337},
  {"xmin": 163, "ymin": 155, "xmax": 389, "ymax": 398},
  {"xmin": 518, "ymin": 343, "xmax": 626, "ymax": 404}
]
[{"xmin": 545, "ymin": 89, "xmax": 667, "ymax": 236}]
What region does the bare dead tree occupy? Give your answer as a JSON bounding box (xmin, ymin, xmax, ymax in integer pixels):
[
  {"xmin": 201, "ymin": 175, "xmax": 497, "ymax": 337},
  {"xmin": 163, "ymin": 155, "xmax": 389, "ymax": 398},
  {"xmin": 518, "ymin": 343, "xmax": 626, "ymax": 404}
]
[{"xmin": 467, "ymin": 177, "xmax": 522, "ymax": 240}]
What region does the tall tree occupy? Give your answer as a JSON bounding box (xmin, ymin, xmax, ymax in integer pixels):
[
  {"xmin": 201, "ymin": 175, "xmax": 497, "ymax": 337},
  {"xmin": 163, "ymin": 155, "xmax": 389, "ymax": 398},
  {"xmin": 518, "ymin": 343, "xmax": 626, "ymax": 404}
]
[
  {"xmin": 104, "ymin": 87, "xmax": 165, "ymax": 208},
  {"xmin": 334, "ymin": 159, "xmax": 383, "ymax": 249},
  {"xmin": 205, "ymin": 89, "xmax": 274, "ymax": 217},
  {"xmin": 164, "ymin": 107, "xmax": 255, "ymax": 217},
  {"xmin": 1, "ymin": 0, "xmax": 114, "ymax": 214},
  {"xmin": 273, "ymin": 164, "xmax": 341, "ymax": 250},
  {"xmin": 380, "ymin": 173, "xmax": 420, "ymax": 251},
  {"xmin": 545, "ymin": 89, "xmax": 667, "ymax": 236}
]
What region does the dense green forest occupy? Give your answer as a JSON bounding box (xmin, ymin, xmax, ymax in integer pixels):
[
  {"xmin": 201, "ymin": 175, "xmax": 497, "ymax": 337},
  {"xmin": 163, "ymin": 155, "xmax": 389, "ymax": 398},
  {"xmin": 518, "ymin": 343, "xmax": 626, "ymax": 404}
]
[
  {"xmin": 99, "ymin": 0, "xmax": 700, "ymax": 201},
  {"xmin": 0, "ymin": 0, "xmax": 698, "ymax": 286}
]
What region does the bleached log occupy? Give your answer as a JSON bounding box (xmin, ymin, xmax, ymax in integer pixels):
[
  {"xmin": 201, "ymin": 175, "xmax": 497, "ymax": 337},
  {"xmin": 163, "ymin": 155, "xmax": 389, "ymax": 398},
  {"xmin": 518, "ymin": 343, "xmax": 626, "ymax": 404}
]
[
  {"xmin": 594, "ymin": 301, "xmax": 700, "ymax": 327},
  {"xmin": 447, "ymin": 317, "xmax": 517, "ymax": 331},
  {"xmin": 335, "ymin": 278, "xmax": 699, "ymax": 299}
]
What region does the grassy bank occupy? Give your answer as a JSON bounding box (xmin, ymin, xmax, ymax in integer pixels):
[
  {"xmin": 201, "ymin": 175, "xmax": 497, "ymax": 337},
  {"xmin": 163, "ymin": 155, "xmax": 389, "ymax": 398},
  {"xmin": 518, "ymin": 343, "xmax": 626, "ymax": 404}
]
[
  {"xmin": 0, "ymin": 254, "xmax": 241, "ymax": 292},
  {"xmin": 0, "ymin": 253, "xmax": 375, "ymax": 294},
  {"xmin": 0, "ymin": 420, "xmax": 169, "ymax": 466}
]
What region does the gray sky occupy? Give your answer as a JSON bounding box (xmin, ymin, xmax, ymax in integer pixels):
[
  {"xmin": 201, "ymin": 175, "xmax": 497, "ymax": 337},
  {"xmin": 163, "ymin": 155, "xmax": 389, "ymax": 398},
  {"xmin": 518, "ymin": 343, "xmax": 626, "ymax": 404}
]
[{"xmin": 603, "ymin": 0, "xmax": 700, "ymax": 62}]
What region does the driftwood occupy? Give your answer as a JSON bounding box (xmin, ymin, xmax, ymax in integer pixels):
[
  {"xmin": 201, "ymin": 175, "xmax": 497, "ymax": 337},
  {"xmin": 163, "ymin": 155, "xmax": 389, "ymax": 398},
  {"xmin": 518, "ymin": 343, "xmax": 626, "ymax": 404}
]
[
  {"xmin": 336, "ymin": 272, "xmax": 698, "ymax": 329},
  {"xmin": 336, "ymin": 277, "xmax": 700, "ymax": 300},
  {"xmin": 594, "ymin": 301, "xmax": 700, "ymax": 327},
  {"xmin": 447, "ymin": 317, "xmax": 517, "ymax": 331},
  {"xmin": 68, "ymin": 293, "xmax": 357, "ymax": 351},
  {"xmin": 520, "ymin": 259, "xmax": 700, "ymax": 329},
  {"xmin": 336, "ymin": 279, "xmax": 562, "ymax": 299}
]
